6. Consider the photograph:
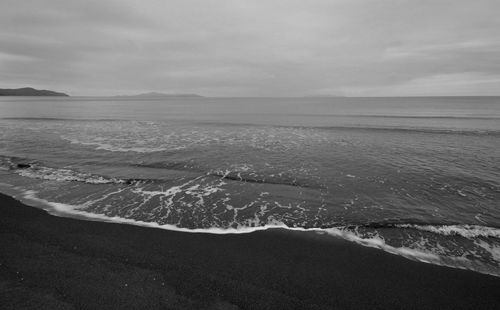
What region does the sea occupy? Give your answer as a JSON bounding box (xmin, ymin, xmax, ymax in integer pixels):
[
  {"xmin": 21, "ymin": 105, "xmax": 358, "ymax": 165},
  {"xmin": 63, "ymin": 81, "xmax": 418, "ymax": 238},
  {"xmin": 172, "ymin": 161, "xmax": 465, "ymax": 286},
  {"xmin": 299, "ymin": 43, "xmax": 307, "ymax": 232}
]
[{"xmin": 0, "ymin": 96, "xmax": 499, "ymax": 276}]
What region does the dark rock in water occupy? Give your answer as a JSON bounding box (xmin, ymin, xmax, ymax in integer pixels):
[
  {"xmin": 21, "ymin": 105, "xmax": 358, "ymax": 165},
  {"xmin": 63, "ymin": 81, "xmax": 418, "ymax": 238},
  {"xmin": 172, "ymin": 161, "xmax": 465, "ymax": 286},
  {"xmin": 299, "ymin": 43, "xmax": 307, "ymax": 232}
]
[
  {"xmin": 16, "ymin": 163, "xmax": 31, "ymax": 169},
  {"xmin": 0, "ymin": 87, "xmax": 69, "ymax": 96}
]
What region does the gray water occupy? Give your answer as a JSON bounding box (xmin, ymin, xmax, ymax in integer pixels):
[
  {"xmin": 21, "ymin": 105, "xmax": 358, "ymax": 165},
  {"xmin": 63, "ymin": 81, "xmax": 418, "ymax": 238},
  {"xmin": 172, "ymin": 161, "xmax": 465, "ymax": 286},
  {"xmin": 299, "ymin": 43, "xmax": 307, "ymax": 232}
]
[{"xmin": 1, "ymin": 96, "xmax": 499, "ymax": 276}]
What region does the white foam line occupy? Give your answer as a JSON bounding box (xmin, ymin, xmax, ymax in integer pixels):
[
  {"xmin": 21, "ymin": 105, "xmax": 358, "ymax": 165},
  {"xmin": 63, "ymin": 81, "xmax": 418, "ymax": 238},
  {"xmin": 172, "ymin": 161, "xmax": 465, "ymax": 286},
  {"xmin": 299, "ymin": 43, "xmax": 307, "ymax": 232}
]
[
  {"xmin": 10, "ymin": 190, "xmax": 500, "ymax": 278},
  {"xmin": 21, "ymin": 190, "xmax": 290, "ymax": 234},
  {"xmin": 396, "ymin": 224, "xmax": 500, "ymax": 239},
  {"xmin": 323, "ymin": 228, "xmax": 500, "ymax": 278}
]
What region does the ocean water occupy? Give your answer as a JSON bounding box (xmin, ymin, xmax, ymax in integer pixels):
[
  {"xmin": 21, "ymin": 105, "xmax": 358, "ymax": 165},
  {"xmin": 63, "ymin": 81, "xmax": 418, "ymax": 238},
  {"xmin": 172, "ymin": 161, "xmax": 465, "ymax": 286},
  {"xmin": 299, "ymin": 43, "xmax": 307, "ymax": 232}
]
[{"xmin": 1, "ymin": 96, "xmax": 499, "ymax": 276}]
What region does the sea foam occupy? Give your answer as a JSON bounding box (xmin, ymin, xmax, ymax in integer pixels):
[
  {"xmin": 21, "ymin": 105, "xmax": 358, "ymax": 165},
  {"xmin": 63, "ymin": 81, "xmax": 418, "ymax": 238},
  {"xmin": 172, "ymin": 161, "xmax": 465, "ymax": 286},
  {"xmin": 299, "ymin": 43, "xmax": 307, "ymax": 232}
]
[
  {"xmin": 12, "ymin": 189, "xmax": 500, "ymax": 278},
  {"xmin": 395, "ymin": 224, "xmax": 500, "ymax": 239},
  {"xmin": 15, "ymin": 165, "xmax": 124, "ymax": 184}
]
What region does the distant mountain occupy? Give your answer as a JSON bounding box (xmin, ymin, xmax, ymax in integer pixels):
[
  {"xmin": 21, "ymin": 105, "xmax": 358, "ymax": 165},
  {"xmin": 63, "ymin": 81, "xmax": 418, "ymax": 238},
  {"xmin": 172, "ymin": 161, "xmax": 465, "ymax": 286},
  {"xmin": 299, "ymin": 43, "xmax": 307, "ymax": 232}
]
[
  {"xmin": 116, "ymin": 92, "xmax": 204, "ymax": 98},
  {"xmin": 300, "ymin": 95, "xmax": 346, "ymax": 98},
  {"xmin": 0, "ymin": 87, "xmax": 69, "ymax": 96}
]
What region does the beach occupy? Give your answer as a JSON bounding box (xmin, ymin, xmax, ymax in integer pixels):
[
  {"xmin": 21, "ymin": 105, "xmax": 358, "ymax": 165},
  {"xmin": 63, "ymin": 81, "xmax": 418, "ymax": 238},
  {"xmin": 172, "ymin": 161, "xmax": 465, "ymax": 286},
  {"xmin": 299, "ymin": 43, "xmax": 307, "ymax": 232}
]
[
  {"xmin": 1, "ymin": 193, "xmax": 499, "ymax": 309},
  {"xmin": 2, "ymin": 0, "xmax": 500, "ymax": 308}
]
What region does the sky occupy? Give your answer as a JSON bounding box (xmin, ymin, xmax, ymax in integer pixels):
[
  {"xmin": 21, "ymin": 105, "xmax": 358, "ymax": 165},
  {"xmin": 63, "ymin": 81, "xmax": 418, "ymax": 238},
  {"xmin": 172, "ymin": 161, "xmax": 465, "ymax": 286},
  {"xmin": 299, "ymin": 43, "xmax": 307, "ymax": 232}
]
[{"xmin": 1, "ymin": 0, "xmax": 499, "ymax": 97}]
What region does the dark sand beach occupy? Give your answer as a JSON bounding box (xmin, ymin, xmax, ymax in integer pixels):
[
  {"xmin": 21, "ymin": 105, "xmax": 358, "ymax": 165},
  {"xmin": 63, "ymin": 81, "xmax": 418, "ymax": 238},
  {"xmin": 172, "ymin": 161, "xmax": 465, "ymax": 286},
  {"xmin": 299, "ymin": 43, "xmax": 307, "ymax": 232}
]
[{"xmin": 1, "ymin": 193, "xmax": 499, "ymax": 310}]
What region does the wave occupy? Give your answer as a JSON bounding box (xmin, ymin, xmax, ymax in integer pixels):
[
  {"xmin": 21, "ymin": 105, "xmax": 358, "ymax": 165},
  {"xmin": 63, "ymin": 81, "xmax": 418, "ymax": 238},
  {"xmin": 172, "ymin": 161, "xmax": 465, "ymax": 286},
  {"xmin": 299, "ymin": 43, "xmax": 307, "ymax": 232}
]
[
  {"xmin": 8, "ymin": 189, "xmax": 500, "ymax": 278},
  {"xmin": 314, "ymin": 125, "xmax": 500, "ymax": 136},
  {"xmin": 1, "ymin": 155, "xmax": 199, "ymax": 186},
  {"xmin": 332, "ymin": 222, "xmax": 500, "ymax": 238},
  {"xmin": 189, "ymin": 120, "xmax": 500, "ymax": 136},
  {"xmin": 0, "ymin": 157, "xmax": 126, "ymax": 185},
  {"xmin": 16, "ymin": 165, "xmax": 125, "ymax": 184},
  {"xmin": 135, "ymin": 161, "xmax": 197, "ymax": 171},
  {"xmin": 6, "ymin": 160, "xmax": 498, "ymax": 241},
  {"xmin": 14, "ymin": 165, "xmax": 167, "ymax": 186},
  {"xmin": 209, "ymin": 172, "xmax": 321, "ymax": 189},
  {"xmin": 3, "ymin": 117, "xmax": 499, "ymax": 137},
  {"xmin": 322, "ymin": 226, "xmax": 500, "ymax": 277},
  {"xmin": 395, "ymin": 224, "xmax": 500, "ymax": 239},
  {"xmin": 2, "ymin": 155, "xmax": 320, "ymax": 190},
  {"xmin": 17, "ymin": 188, "xmax": 500, "ymax": 239},
  {"xmin": 64, "ymin": 139, "xmax": 172, "ymax": 153}
]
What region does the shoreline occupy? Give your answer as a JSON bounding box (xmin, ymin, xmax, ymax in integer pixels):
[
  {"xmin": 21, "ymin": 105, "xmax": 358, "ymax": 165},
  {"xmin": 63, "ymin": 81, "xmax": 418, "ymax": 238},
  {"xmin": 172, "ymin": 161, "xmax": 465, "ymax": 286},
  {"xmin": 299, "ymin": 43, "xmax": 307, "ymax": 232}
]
[
  {"xmin": 1, "ymin": 192, "xmax": 499, "ymax": 309},
  {"xmin": 7, "ymin": 186, "xmax": 500, "ymax": 278}
]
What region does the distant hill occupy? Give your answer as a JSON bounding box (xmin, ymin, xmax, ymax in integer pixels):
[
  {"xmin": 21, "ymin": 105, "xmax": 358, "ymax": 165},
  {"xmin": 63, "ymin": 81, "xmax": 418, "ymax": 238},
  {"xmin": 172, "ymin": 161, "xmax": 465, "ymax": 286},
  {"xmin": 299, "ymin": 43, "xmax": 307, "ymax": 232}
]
[
  {"xmin": 116, "ymin": 92, "xmax": 204, "ymax": 99},
  {"xmin": 300, "ymin": 95, "xmax": 346, "ymax": 98},
  {"xmin": 0, "ymin": 87, "xmax": 69, "ymax": 96}
]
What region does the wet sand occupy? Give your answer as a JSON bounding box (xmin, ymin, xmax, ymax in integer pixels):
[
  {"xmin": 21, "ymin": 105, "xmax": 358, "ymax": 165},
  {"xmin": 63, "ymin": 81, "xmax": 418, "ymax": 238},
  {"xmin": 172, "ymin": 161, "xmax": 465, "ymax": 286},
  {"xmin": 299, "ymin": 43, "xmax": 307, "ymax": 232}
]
[{"xmin": 1, "ymin": 193, "xmax": 499, "ymax": 309}]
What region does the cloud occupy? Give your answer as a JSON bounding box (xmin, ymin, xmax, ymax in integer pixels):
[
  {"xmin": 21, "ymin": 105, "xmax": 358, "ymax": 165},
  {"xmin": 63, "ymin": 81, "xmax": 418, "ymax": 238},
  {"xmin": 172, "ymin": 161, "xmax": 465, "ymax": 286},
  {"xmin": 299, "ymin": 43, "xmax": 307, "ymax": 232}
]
[
  {"xmin": 341, "ymin": 72, "xmax": 500, "ymax": 96},
  {"xmin": 0, "ymin": 0, "xmax": 499, "ymax": 96}
]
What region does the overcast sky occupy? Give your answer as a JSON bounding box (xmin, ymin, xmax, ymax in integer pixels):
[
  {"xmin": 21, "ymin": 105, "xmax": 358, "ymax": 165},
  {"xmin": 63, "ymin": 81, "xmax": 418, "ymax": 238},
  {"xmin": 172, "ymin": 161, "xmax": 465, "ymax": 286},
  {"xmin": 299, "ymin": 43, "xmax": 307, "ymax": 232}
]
[{"xmin": 1, "ymin": 0, "xmax": 499, "ymax": 96}]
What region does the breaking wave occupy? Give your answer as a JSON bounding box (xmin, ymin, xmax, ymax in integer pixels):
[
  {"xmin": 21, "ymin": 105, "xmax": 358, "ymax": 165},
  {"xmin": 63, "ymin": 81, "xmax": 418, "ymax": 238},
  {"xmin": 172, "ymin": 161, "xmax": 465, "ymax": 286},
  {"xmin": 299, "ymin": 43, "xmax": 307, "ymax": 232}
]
[
  {"xmin": 395, "ymin": 224, "xmax": 500, "ymax": 239},
  {"xmin": 4, "ymin": 188, "xmax": 499, "ymax": 278},
  {"xmin": 1, "ymin": 156, "xmax": 321, "ymax": 190},
  {"xmin": 0, "ymin": 157, "xmax": 125, "ymax": 185},
  {"xmin": 1, "ymin": 152, "xmax": 499, "ymax": 278},
  {"xmin": 16, "ymin": 165, "xmax": 123, "ymax": 184}
]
